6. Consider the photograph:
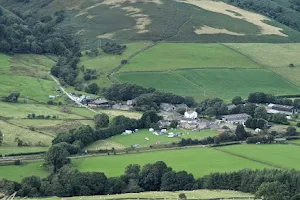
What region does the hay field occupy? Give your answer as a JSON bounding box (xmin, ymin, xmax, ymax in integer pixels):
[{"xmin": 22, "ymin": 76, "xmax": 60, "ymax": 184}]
[
  {"xmin": 120, "ymin": 43, "xmax": 261, "ymax": 72},
  {"xmin": 226, "ymin": 43, "xmax": 300, "ymax": 87}
]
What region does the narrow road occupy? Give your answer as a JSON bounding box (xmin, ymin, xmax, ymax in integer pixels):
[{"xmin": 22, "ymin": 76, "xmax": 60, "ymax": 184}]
[{"xmin": 49, "ymin": 74, "xmax": 98, "ymax": 113}]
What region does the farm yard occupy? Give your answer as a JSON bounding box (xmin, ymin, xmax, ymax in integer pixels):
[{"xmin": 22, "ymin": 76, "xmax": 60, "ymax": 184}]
[{"xmin": 116, "ymin": 69, "xmax": 300, "ymax": 101}]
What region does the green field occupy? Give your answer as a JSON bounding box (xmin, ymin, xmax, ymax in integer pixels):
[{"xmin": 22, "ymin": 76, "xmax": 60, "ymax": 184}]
[
  {"xmin": 120, "ymin": 43, "xmax": 261, "ymax": 72},
  {"xmin": 0, "ymin": 161, "xmax": 47, "ymax": 182},
  {"xmin": 117, "ymin": 69, "xmax": 300, "ymax": 101},
  {"xmin": 25, "ymin": 190, "xmax": 254, "ymax": 200},
  {"xmin": 219, "ymin": 144, "xmax": 300, "ymax": 169},
  {"xmin": 0, "ymin": 120, "xmax": 53, "ymax": 147},
  {"xmin": 73, "ymin": 148, "xmax": 271, "ymax": 178},
  {"xmin": 85, "ymin": 129, "xmax": 218, "ymax": 150},
  {"xmin": 226, "ymin": 43, "xmax": 300, "ymax": 87}
]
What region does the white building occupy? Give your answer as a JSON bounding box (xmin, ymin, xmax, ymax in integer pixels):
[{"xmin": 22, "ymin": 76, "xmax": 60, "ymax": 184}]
[{"xmin": 184, "ymin": 111, "xmax": 198, "ymax": 119}]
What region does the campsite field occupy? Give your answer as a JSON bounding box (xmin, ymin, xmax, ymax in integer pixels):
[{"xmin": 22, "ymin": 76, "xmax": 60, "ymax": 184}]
[
  {"xmin": 25, "ymin": 190, "xmax": 254, "ymax": 200},
  {"xmin": 85, "ymin": 129, "xmax": 218, "ymax": 150},
  {"xmin": 219, "ymin": 144, "xmax": 300, "ymax": 169},
  {"xmin": 116, "ymin": 69, "xmax": 300, "ymax": 101},
  {"xmin": 120, "ymin": 43, "xmax": 261, "ymax": 72},
  {"xmin": 73, "ymin": 147, "xmax": 271, "ymax": 178}
]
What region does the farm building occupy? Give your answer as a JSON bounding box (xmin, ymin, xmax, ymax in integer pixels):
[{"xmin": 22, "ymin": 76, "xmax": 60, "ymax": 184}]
[
  {"xmin": 88, "ymin": 99, "xmax": 109, "ymax": 108},
  {"xmin": 221, "ymin": 113, "xmax": 250, "ymax": 125},
  {"xmin": 160, "ymin": 103, "xmax": 176, "ymax": 112},
  {"xmin": 112, "ymin": 103, "xmax": 132, "ymax": 110},
  {"xmin": 184, "ymin": 111, "xmax": 198, "ymax": 119},
  {"xmin": 158, "ymin": 120, "xmax": 171, "ymax": 129},
  {"xmin": 266, "ymin": 103, "xmax": 297, "ymax": 115},
  {"xmin": 179, "ymin": 119, "xmax": 199, "ymax": 130}
]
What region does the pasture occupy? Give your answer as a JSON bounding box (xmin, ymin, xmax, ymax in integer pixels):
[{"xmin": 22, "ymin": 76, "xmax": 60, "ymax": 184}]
[
  {"xmin": 0, "ymin": 161, "xmax": 47, "ymax": 182},
  {"xmin": 25, "ymin": 190, "xmax": 254, "ymax": 200},
  {"xmin": 226, "ymin": 43, "xmax": 300, "ymax": 87},
  {"xmin": 0, "ymin": 53, "xmax": 58, "ymax": 103},
  {"xmin": 120, "ymin": 43, "xmax": 261, "ymax": 72},
  {"xmin": 219, "ymin": 144, "xmax": 300, "ymax": 169},
  {"xmin": 78, "ymin": 42, "xmax": 151, "ymax": 89},
  {"xmin": 73, "ymin": 147, "xmax": 271, "ymax": 178},
  {"xmin": 117, "ymin": 69, "xmax": 300, "ymax": 101},
  {"xmin": 0, "ymin": 120, "xmax": 53, "ymax": 147},
  {"xmin": 226, "ymin": 43, "xmax": 300, "ymax": 68},
  {"xmin": 0, "ymin": 102, "xmax": 83, "ymax": 119},
  {"xmin": 0, "ymin": 147, "xmax": 48, "ymax": 156}
]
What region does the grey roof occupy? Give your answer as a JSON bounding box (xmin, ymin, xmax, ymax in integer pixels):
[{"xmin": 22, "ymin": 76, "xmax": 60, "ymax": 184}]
[
  {"xmin": 222, "ymin": 113, "xmax": 250, "ymax": 120},
  {"xmin": 227, "ymin": 104, "xmax": 237, "ymax": 110},
  {"xmin": 89, "ymin": 100, "xmax": 109, "ymax": 105}
]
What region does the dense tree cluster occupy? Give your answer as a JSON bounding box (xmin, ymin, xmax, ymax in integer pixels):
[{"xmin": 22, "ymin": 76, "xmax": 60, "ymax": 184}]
[
  {"xmin": 248, "ymin": 92, "xmax": 299, "ymax": 107},
  {"xmin": 227, "ymin": 0, "xmax": 300, "ymax": 32},
  {"xmin": 0, "ymin": 6, "xmax": 80, "ymax": 85},
  {"xmin": 245, "ymin": 118, "xmax": 268, "ymax": 129},
  {"xmin": 101, "ymin": 42, "xmax": 127, "ymax": 55},
  {"xmin": 196, "ymin": 98, "xmax": 228, "ymax": 116},
  {"xmin": 102, "ymin": 84, "xmax": 195, "ymax": 110},
  {"xmin": 2, "ymin": 92, "xmax": 20, "ymax": 103}
]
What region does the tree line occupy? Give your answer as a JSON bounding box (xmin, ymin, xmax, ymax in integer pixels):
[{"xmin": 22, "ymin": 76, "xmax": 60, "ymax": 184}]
[{"xmin": 2, "ymin": 162, "xmax": 300, "ymax": 199}]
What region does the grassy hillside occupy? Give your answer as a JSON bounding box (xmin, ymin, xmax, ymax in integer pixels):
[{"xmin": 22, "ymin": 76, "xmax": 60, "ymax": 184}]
[
  {"xmin": 0, "ymin": 53, "xmax": 59, "ymax": 103},
  {"xmin": 116, "ymin": 69, "xmax": 300, "ymax": 101},
  {"xmin": 25, "ymin": 190, "xmax": 254, "ymax": 200},
  {"xmin": 120, "ymin": 43, "xmax": 261, "ymax": 72},
  {"xmin": 1, "ymin": 0, "xmax": 300, "ymax": 48}
]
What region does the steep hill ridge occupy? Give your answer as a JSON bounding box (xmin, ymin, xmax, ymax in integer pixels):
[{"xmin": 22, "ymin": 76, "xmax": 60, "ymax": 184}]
[{"xmin": 1, "ymin": 0, "xmax": 300, "ymax": 48}]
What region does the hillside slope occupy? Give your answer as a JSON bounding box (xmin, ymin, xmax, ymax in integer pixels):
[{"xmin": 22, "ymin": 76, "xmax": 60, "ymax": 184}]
[{"xmin": 1, "ymin": 0, "xmax": 300, "ymax": 49}]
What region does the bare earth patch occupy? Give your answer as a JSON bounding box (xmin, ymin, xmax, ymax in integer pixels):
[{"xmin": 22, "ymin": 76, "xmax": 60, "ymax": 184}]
[
  {"xmin": 100, "ymin": 0, "xmax": 162, "ymax": 6},
  {"xmin": 194, "ymin": 25, "xmax": 245, "ymax": 36},
  {"xmin": 178, "ymin": 0, "xmax": 287, "ymax": 37},
  {"xmin": 97, "ymin": 32, "xmax": 116, "ymax": 39}
]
